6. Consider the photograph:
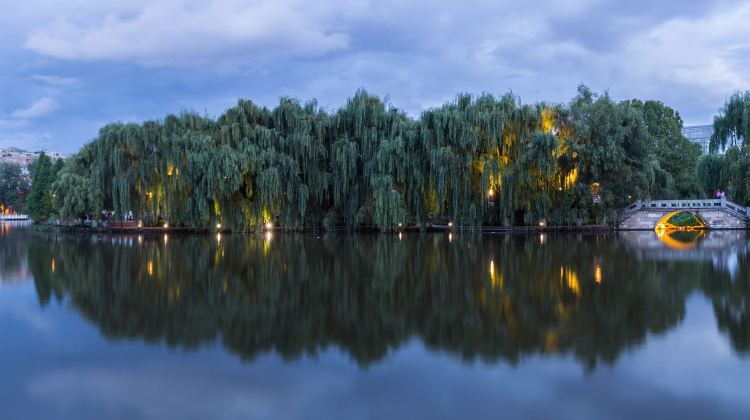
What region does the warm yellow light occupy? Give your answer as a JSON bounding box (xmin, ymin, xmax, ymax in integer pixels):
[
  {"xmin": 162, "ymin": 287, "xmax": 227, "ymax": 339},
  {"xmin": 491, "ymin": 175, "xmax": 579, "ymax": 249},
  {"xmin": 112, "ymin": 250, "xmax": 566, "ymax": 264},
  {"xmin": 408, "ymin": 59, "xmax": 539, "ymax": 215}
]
[
  {"xmin": 448, "ymin": 222, "xmax": 453, "ymax": 228},
  {"xmin": 138, "ymin": 221, "xmax": 143, "ymax": 228},
  {"xmin": 167, "ymin": 166, "xmax": 174, "ymax": 177},
  {"xmin": 147, "ymin": 192, "xmax": 154, "ymax": 199},
  {"xmin": 51, "ymin": 259, "xmax": 56, "ymax": 273},
  {"xmin": 265, "ymin": 222, "xmax": 273, "ymax": 230},
  {"xmin": 564, "ymin": 168, "xmax": 578, "ymax": 189},
  {"xmin": 264, "ymin": 231, "xmax": 272, "ymax": 242},
  {"xmin": 163, "ymin": 234, "xmax": 168, "ymax": 244},
  {"xmin": 489, "ymin": 259, "xmax": 502, "ymax": 290},
  {"xmin": 163, "ymin": 223, "xmax": 169, "ymax": 229},
  {"xmin": 539, "ymin": 234, "xmax": 546, "ymax": 245},
  {"xmin": 216, "ymin": 233, "xmax": 222, "ymax": 244},
  {"xmin": 448, "ymin": 233, "xmax": 453, "ymax": 243},
  {"xmin": 138, "ymin": 235, "xmax": 143, "ymax": 245},
  {"xmin": 216, "ymin": 223, "xmax": 222, "ymax": 229},
  {"xmin": 561, "ymin": 266, "xmax": 580, "ymax": 296},
  {"xmin": 594, "ymin": 265, "xmax": 602, "ymax": 284},
  {"xmin": 147, "ymin": 260, "xmax": 153, "ymax": 276},
  {"xmin": 487, "ymin": 188, "xmax": 495, "ymax": 197},
  {"xmin": 541, "ymin": 108, "xmax": 555, "ymax": 134}
]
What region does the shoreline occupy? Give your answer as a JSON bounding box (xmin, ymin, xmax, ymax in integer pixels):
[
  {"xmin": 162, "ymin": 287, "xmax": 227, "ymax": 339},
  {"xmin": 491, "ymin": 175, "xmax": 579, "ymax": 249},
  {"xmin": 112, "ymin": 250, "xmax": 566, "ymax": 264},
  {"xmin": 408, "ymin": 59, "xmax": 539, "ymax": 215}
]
[{"xmin": 28, "ymin": 223, "xmax": 749, "ymax": 235}]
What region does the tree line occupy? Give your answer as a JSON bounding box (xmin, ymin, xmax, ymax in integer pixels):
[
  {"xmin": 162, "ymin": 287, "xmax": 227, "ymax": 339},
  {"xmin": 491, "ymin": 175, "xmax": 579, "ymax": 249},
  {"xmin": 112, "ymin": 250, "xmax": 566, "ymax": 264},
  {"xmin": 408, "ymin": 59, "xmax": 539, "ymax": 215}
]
[{"xmin": 38, "ymin": 85, "xmax": 712, "ymax": 230}]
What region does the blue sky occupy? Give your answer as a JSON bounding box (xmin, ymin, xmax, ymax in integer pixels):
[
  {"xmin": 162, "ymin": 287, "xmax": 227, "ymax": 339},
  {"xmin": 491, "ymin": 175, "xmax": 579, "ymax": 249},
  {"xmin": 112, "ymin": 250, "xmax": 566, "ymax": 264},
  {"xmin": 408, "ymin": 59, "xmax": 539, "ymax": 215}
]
[{"xmin": 1, "ymin": 0, "xmax": 749, "ymax": 154}]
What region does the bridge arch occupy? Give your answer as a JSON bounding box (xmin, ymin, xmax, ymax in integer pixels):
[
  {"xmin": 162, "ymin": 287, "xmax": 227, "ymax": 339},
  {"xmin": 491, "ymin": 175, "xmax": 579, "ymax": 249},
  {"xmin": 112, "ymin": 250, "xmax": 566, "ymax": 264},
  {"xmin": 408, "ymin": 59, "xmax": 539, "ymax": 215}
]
[{"xmin": 655, "ymin": 211, "xmax": 707, "ymax": 231}]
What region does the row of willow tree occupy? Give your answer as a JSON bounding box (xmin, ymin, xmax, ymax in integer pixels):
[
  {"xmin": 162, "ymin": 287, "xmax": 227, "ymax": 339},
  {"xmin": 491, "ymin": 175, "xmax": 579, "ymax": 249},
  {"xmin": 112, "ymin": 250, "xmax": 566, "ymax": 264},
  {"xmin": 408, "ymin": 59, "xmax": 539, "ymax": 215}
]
[{"xmin": 51, "ymin": 85, "xmax": 706, "ymax": 231}]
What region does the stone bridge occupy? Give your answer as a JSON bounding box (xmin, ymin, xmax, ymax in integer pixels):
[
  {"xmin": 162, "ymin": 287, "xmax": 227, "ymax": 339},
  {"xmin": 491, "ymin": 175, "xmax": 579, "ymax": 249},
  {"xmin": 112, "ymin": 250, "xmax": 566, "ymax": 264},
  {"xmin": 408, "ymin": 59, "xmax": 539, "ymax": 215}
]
[{"xmin": 617, "ymin": 198, "xmax": 749, "ymax": 230}]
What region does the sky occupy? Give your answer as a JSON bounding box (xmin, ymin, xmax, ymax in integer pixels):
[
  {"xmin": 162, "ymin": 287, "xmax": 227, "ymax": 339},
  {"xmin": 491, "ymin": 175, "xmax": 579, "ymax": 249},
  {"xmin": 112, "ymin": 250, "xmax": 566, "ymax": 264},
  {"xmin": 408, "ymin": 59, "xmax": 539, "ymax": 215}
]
[{"xmin": 1, "ymin": 0, "xmax": 749, "ymax": 154}]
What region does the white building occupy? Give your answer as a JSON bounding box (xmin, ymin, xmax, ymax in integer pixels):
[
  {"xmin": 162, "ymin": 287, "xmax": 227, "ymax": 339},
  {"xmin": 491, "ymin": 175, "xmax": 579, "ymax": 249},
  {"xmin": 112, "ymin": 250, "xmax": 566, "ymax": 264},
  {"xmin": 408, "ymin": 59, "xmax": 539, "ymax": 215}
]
[{"xmin": 0, "ymin": 147, "xmax": 65, "ymax": 167}]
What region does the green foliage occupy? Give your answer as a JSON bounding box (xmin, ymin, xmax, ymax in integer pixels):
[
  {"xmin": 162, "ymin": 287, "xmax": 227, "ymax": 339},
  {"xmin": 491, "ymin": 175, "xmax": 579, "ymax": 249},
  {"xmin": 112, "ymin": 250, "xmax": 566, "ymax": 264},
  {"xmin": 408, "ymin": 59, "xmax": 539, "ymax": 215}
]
[
  {"xmin": 666, "ymin": 212, "xmax": 704, "ymax": 228},
  {"xmin": 711, "ymin": 91, "xmax": 750, "ymax": 152},
  {"xmin": 697, "ymin": 147, "xmax": 750, "ymax": 205},
  {"xmin": 0, "ymin": 162, "xmax": 30, "ymax": 213},
  {"xmin": 52, "ymin": 87, "xmax": 709, "ymax": 230},
  {"xmin": 629, "ymin": 99, "xmax": 701, "ymax": 198},
  {"xmin": 26, "ymin": 153, "xmax": 59, "ymax": 222}
]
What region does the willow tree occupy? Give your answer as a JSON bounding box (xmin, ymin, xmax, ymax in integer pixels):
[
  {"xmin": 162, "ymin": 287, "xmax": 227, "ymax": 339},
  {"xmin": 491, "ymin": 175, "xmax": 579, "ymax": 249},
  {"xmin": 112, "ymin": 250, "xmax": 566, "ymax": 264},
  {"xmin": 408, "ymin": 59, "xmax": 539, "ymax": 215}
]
[{"xmin": 711, "ymin": 91, "xmax": 750, "ymax": 152}]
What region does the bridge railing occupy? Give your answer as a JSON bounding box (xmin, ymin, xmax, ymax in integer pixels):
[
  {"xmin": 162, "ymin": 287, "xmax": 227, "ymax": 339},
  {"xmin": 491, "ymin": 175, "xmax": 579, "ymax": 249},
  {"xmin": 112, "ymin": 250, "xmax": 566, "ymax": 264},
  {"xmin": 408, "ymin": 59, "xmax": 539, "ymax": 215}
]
[
  {"xmin": 621, "ymin": 198, "xmax": 750, "ymax": 221},
  {"xmin": 0, "ymin": 214, "xmax": 30, "ymax": 221}
]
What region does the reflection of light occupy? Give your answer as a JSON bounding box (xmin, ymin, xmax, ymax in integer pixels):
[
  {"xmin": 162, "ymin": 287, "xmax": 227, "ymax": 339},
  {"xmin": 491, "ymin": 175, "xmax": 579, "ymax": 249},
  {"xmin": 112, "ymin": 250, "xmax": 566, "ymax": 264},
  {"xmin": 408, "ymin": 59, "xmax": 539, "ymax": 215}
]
[
  {"xmin": 138, "ymin": 235, "xmax": 143, "ymax": 245},
  {"xmin": 489, "ymin": 259, "xmax": 502, "ymax": 289},
  {"xmin": 539, "ymin": 234, "xmax": 546, "ymax": 245},
  {"xmin": 216, "ymin": 233, "xmax": 222, "ymax": 244},
  {"xmin": 163, "ymin": 234, "xmax": 168, "ymax": 244},
  {"xmin": 448, "ymin": 233, "xmax": 453, "ymax": 243},
  {"xmin": 51, "ymin": 259, "xmax": 56, "ymax": 273},
  {"xmin": 147, "ymin": 260, "xmax": 153, "ymax": 276},
  {"xmin": 655, "ymin": 229, "xmax": 705, "ymax": 250},
  {"xmin": 594, "ymin": 265, "xmax": 602, "ymax": 284},
  {"xmin": 561, "ymin": 266, "xmax": 580, "ymax": 296},
  {"xmin": 398, "ymin": 232, "xmax": 403, "ymax": 240},
  {"xmin": 263, "ymin": 231, "xmax": 272, "ymax": 256}
]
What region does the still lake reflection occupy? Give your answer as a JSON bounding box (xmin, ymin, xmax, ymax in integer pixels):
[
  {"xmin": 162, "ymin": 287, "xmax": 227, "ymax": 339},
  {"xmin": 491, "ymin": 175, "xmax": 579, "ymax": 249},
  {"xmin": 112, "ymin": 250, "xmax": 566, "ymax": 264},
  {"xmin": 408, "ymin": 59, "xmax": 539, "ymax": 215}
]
[{"xmin": 2, "ymin": 224, "xmax": 750, "ymax": 419}]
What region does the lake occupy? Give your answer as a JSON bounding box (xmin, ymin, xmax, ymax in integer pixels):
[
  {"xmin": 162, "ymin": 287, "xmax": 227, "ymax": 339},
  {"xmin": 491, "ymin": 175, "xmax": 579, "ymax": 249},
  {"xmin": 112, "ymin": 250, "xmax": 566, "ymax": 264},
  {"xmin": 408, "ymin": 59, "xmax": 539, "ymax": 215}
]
[{"xmin": 1, "ymin": 223, "xmax": 750, "ymax": 419}]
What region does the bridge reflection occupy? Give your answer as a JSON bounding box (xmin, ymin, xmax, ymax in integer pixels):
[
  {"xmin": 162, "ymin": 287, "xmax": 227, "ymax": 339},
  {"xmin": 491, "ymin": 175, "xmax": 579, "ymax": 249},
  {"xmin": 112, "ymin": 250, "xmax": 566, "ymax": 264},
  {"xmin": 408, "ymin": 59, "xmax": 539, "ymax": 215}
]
[{"xmin": 620, "ymin": 230, "xmax": 749, "ymax": 279}]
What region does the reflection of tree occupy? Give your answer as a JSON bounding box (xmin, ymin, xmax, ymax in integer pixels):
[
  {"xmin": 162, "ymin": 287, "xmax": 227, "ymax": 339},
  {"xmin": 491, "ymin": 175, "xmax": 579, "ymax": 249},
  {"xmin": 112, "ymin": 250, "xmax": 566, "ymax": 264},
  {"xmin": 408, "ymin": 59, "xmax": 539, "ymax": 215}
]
[
  {"xmin": 25, "ymin": 233, "xmax": 745, "ymax": 369},
  {"xmin": 1, "ymin": 224, "xmax": 28, "ymax": 283},
  {"xmin": 702, "ymin": 255, "xmax": 750, "ymax": 352}
]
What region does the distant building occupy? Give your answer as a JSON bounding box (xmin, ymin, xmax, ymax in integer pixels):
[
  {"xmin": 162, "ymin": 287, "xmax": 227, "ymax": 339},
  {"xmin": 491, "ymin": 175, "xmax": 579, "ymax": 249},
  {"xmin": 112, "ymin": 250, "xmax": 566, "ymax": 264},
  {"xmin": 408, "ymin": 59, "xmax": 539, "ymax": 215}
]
[
  {"xmin": 0, "ymin": 147, "xmax": 65, "ymax": 167},
  {"xmin": 681, "ymin": 125, "xmax": 714, "ymax": 154}
]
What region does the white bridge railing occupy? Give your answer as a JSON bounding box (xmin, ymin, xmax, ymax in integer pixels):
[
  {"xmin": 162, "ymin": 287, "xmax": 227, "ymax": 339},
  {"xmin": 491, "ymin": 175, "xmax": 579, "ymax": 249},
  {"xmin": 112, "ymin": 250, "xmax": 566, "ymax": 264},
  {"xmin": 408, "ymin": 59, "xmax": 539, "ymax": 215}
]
[
  {"xmin": 0, "ymin": 214, "xmax": 29, "ymax": 221},
  {"xmin": 621, "ymin": 198, "xmax": 750, "ymax": 221}
]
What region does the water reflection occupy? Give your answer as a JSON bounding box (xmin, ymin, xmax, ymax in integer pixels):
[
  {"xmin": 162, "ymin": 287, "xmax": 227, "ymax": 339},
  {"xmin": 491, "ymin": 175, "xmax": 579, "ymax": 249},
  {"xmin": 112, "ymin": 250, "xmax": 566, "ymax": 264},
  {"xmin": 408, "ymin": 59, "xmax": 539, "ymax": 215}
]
[
  {"xmin": 656, "ymin": 229, "xmax": 706, "ymax": 250},
  {"xmin": 20, "ymin": 230, "xmax": 750, "ymax": 370}
]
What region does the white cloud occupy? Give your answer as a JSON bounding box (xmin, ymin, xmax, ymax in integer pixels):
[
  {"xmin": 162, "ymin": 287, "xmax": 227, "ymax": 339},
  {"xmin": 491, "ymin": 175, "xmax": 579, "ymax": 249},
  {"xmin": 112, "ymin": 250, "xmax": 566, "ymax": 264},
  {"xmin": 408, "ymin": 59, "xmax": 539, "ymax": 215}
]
[
  {"xmin": 10, "ymin": 97, "xmax": 60, "ymax": 119},
  {"xmin": 621, "ymin": 2, "xmax": 750, "ymax": 93},
  {"xmin": 23, "ymin": 0, "xmax": 355, "ymax": 66}
]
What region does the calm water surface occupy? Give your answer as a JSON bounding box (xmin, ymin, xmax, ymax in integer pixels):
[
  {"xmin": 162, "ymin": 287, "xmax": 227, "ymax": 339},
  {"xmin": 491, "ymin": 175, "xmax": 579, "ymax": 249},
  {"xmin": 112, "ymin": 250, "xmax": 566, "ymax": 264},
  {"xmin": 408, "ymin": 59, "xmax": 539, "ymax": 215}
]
[{"xmin": 1, "ymin": 223, "xmax": 750, "ymax": 419}]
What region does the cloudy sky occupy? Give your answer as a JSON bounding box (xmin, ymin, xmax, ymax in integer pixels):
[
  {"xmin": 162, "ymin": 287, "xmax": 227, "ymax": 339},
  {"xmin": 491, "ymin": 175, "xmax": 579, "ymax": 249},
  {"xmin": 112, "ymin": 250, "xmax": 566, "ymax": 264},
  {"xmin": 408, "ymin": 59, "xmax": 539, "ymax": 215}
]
[{"xmin": 1, "ymin": 0, "xmax": 749, "ymax": 153}]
